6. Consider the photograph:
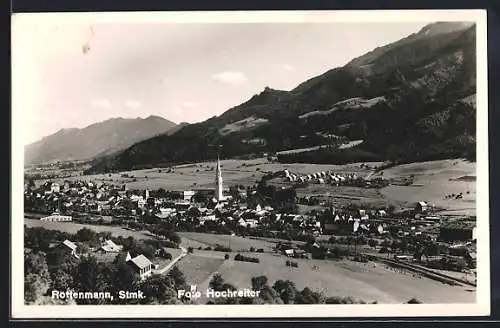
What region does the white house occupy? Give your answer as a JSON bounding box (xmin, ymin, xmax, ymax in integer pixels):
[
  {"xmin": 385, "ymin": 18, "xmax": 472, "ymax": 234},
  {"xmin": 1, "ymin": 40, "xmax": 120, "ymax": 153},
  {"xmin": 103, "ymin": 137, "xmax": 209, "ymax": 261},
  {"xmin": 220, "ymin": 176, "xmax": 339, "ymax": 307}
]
[
  {"xmin": 51, "ymin": 183, "xmax": 60, "ymax": 193},
  {"xmin": 126, "ymin": 253, "xmax": 154, "ymax": 280},
  {"xmin": 59, "ymin": 239, "xmax": 78, "ymax": 258}
]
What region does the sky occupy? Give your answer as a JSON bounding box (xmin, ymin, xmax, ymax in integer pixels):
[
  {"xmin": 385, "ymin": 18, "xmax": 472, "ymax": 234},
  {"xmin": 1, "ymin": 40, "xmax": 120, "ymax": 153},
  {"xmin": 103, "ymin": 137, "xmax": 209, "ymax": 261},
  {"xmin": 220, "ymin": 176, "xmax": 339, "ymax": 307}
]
[{"xmin": 13, "ymin": 15, "xmax": 432, "ymax": 145}]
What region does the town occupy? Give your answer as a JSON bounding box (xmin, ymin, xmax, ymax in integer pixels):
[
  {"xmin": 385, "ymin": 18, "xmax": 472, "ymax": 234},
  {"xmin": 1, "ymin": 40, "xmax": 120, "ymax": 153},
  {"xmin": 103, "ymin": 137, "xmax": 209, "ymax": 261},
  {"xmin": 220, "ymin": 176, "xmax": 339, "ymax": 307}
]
[{"xmin": 24, "ymin": 155, "xmax": 477, "ymax": 305}]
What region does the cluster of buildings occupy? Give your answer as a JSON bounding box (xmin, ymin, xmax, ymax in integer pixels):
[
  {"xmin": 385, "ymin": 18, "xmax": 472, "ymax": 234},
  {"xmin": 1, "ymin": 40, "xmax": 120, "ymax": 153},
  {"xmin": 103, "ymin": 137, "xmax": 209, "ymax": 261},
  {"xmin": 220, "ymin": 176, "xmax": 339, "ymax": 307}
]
[
  {"xmin": 26, "ymin": 156, "xmax": 477, "ymax": 276},
  {"xmin": 283, "ymin": 169, "xmax": 358, "ymax": 185},
  {"xmin": 51, "ymin": 238, "xmax": 155, "ymax": 280}
]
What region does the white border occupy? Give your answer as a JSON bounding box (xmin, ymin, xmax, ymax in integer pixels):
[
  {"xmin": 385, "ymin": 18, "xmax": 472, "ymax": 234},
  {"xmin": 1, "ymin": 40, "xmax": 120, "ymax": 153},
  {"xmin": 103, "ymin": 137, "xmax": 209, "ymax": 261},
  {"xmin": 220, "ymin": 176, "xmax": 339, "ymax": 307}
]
[{"xmin": 11, "ymin": 9, "xmax": 490, "ymax": 319}]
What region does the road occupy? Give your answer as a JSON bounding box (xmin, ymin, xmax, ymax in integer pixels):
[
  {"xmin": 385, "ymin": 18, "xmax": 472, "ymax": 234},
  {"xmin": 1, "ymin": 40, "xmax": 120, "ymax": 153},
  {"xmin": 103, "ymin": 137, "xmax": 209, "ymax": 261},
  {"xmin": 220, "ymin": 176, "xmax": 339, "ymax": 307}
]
[{"xmin": 154, "ymin": 246, "xmax": 188, "ymax": 275}]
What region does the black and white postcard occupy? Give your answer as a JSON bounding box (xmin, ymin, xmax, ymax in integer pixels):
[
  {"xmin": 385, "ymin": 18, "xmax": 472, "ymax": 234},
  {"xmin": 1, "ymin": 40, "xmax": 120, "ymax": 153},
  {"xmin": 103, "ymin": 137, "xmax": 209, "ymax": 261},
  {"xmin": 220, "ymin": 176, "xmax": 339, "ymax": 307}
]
[{"xmin": 11, "ymin": 9, "xmax": 490, "ymax": 318}]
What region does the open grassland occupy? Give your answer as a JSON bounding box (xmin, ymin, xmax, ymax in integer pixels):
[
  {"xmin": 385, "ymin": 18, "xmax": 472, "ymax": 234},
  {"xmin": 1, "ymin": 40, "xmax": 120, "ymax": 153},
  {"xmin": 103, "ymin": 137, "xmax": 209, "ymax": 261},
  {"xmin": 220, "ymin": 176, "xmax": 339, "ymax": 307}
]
[
  {"xmin": 179, "ymin": 232, "xmax": 276, "ymax": 252},
  {"xmin": 39, "ymin": 157, "xmax": 378, "ymax": 191},
  {"xmin": 379, "ymin": 159, "xmax": 476, "ymax": 216},
  {"xmin": 176, "ymin": 254, "xmax": 225, "ymax": 287},
  {"xmin": 170, "ymin": 250, "xmax": 475, "ymax": 304}
]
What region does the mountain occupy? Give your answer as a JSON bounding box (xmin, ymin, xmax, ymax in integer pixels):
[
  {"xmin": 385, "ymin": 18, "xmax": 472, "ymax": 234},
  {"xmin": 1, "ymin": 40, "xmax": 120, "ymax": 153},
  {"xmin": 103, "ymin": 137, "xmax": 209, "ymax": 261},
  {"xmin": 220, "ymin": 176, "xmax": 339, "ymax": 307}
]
[
  {"xmin": 25, "ymin": 115, "xmax": 178, "ymax": 164},
  {"xmin": 87, "ymin": 22, "xmax": 476, "ymax": 173}
]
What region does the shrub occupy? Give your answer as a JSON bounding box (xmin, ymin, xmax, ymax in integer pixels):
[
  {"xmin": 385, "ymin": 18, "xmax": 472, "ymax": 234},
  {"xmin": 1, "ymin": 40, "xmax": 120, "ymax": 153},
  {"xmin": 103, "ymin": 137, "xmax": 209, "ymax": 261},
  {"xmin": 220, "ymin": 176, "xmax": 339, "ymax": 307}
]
[
  {"xmin": 256, "ymin": 248, "xmax": 264, "ymax": 253},
  {"xmin": 187, "ymin": 247, "xmax": 194, "ymax": 253},
  {"xmin": 224, "ymin": 254, "xmax": 229, "ymax": 260},
  {"xmin": 249, "ymin": 246, "xmax": 255, "ymax": 252},
  {"xmin": 407, "ymin": 298, "xmax": 423, "ymax": 304},
  {"xmin": 291, "ymin": 261, "xmax": 298, "ymax": 268},
  {"xmin": 214, "ymin": 245, "xmax": 232, "ymax": 252},
  {"xmin": 234, "ymin": 253, "xmax": 260, "ymax": 263},
  {"xmin": 204, "ymin": 246, "xmax": 213, "ymax": 251}
]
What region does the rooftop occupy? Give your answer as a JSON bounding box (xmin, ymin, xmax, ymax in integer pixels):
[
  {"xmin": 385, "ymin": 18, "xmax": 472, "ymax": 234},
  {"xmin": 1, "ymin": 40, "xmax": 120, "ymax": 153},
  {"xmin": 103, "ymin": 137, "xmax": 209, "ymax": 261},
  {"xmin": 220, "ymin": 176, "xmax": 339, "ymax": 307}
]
[
  {"xmin": 62, "ymin": 239, "xmax": 77, "ymax": 250},
  {"xmin": 128, "ymin": 254, "xmax": 153, "ymax": 269}
]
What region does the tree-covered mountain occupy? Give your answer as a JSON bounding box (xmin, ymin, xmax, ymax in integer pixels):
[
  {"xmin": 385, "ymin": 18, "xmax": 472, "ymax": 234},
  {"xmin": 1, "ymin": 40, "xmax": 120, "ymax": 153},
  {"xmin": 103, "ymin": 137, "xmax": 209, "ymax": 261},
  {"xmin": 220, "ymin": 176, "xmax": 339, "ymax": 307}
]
[
  {"xmin": 25, "ymin": 116, "xmax": 179, "ymax": 164},
  {"xmin": 86, "ymin": 22, "xmax": 476, "ymax": 173}
]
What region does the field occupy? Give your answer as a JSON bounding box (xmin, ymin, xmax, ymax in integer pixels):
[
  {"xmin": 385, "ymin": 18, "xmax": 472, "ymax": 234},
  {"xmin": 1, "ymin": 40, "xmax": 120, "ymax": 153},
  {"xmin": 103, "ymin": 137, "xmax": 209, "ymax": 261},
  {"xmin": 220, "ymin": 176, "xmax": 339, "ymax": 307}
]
[
  {"xmin": 37, "ymin": 157, "xmax": 379, "ymax": 190},
  {"xmin": 23, "ymin": 219, "xmax": 475, "ymax": 304},
  {"xmin": 379, "ymin": 159, "xmax": 476, "ymax": 216},
  {"xmin": 179, "ymin": 232, "xmax": 276, "ymax": 252},
  {"xmin": 172, "ymin": 251, "xmax": 475, "ymax": 304},
  {"xmin": 176, "ymin": 254, "xmax": 225, "ymax": 287}
]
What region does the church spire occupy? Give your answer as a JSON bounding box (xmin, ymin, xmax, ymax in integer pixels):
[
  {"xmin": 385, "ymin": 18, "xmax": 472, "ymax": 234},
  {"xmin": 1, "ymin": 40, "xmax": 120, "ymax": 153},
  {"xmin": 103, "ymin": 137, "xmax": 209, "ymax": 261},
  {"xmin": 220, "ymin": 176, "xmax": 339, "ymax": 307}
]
[{"xmin": 215, "ymin": 147, "xmax": 224, "ymax": 201}]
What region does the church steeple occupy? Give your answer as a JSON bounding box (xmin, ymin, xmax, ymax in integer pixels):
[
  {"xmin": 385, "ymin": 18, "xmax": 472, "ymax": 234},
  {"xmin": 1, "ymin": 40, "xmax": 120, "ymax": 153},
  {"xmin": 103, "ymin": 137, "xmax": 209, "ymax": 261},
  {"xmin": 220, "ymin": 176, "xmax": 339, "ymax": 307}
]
[{"xmin": 215, "ymin": 149, "xmax": 224, "ymax": 201}]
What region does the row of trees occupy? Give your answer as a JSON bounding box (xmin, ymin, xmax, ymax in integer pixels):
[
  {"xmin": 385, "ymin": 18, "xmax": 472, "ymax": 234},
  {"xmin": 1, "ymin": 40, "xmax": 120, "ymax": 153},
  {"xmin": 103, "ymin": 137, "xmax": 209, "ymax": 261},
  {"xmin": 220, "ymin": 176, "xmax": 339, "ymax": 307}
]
[{"xmin": 206, "ymin": 274, "xmax": 374, "ymax": 305}]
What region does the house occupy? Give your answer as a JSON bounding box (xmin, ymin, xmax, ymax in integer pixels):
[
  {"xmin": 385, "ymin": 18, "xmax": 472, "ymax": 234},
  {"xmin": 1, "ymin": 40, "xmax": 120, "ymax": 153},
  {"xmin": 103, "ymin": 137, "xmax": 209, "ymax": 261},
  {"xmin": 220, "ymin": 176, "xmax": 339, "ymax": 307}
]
[
  {"xmin": 99, "ymin": 240, "xmax": 123, "ymax": 253},
  {"xmin": 51, "ymin": 183, "xmax": 60, "ymax": 193},
  {"xmin": 439, "ymin": 222, "xmax": 476, "ymax": 242},
  {"xmin": 415, "ymin": 201, "xmax": 428, "ymax": 213},
  {"xmin": 126, "ymin": 253, "xmax": 154, "ymax": 280},
  {"xmin": 59, "ymin": 239, "xmax": 78, "ymax": 258},
  {"xmin": 183, "ymin": 190, "xmax": 196, "ymax": 201}
]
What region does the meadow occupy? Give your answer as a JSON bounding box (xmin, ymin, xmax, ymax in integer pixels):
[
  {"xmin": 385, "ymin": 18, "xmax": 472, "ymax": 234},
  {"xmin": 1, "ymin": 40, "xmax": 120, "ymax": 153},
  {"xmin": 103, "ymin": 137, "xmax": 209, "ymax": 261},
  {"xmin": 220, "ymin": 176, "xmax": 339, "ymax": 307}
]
[
  {"xmin": 179, "ymin": 232, "xmax": 276, "ymax": 252},
  {"xmin": 172, "ymin": 250, "xmax": 475, "ymax": 304}
]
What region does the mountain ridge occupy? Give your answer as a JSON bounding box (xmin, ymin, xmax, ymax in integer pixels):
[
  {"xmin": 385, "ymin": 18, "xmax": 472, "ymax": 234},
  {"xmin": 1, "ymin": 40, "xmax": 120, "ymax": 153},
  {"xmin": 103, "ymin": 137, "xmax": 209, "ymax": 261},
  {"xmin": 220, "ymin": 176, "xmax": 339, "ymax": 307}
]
[
  {"xmin": 25, "ymin": 116, "xmax": 178, "ymax": 164},
  {"xmin": 85, "ymin": 21, "xmax": 476, "ymax": 173}
]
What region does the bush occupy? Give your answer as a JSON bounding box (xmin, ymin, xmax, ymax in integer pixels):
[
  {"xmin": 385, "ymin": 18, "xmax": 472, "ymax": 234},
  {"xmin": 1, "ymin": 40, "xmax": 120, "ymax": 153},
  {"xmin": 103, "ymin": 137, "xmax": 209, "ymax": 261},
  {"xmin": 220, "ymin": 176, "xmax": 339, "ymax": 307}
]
[
  {"xmin": 256, "ymin": 248, "xmax": 264, "ymax": 253},
  {"xmin": 234, "ymin": 253, "xmax": 260, "ymax": 263},
  {"xmin": 249, "ymin": 246, "xmax": 255, "ymax": 252},
  {"xmin": 214, "ymin": 245, "xmax": 232, "ymax": 252},
  {"xmin": 291, "ymin": 261, "xmax": 298, "ymax": 268},
  {"xmin": 187, "ymin": 247, "xmax": 194, "ymax": 253},
  {"xmin": 224, "ymin": 254, "xmax": 229, "ymax": 260},
  {"xmin": 407, "ymin": 298, "xmax": 423, "ymax": 304},
  {"xmin": 204, "ymin": 246, "xmax": 213, "ymax": 251}
]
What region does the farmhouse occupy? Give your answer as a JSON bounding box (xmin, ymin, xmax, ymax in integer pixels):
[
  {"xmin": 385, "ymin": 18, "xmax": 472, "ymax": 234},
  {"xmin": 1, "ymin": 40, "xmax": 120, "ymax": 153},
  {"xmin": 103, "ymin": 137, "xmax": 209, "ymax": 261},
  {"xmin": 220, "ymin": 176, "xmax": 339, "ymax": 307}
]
[
  {"xmin": 58, "ymin": 239, "xmax": 78, "ymax": 258},
  {"xmin": 126, "ymin": 253, "xmax": 154, "ymax": 280},
  {"xmin": 415, "ymin": 201, "xmax": 428, "ymax": 213}
]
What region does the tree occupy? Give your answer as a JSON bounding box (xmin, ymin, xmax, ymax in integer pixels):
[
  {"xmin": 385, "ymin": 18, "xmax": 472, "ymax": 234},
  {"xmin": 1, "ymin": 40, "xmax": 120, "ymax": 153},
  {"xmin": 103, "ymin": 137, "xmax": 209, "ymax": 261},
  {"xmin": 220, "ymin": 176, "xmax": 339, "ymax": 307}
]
[
  {"xmin": 50, "ymin": 266, "xmax": 74, "ymax": 292},
  {"xmin": 272, "ymin": 280, "xmax": 297, "ymax": 304},
  {"xmin": 75, "ymin": 228, "xmax": 99, "ymax": 244},
  {"xmin": 167, "ymin": 266, "xmax": 187, "ymax": 290},
  {"xmin": 24, "ymin": 251, "xmax": 51, "ymax": 304},
  {"xmin": 295, "ymin": 287, "xmax": 324, "ymax": 304},
  {"xmin": 72, "ymin": 256, "xmax": 111, "ymax": 304},
  {"xmin": 407, "ymin": 298, "xmax": 423, "ymax": 304},
  {"xmin": 209, "ymin": 273, "xmax": 225, "ymax": 291},
  {"xmin": 140, "ymin": 274, "xmax": 179, "ymax": 304},
  {"xmin": 251, "ymin": 275, "xmax": 268, "ymax": 291}
]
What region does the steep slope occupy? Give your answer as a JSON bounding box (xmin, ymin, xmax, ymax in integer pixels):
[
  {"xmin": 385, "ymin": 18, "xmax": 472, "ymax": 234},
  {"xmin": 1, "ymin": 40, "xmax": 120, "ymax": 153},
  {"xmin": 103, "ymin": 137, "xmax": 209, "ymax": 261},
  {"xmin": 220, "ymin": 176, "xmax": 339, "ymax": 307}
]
[
  {"xmin": 25, "ymin": 115, "xmax": 178, "ymax": 164},
  {"xmin": 87, "ymin": 22, "xmax": 476, "ymax": 173}
]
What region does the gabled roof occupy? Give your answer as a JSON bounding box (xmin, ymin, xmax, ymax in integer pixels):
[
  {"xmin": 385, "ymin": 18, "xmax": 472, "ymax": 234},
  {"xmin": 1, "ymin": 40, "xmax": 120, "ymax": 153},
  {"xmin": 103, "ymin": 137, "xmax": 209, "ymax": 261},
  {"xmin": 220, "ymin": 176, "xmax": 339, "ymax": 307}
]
[
  {"xmin": 62, "ymin": 239, "xmax": 77, "ymax": 250},
  {"xmin": 128, "ymin": 254, "xmax": 153, "ymax": 270}
]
